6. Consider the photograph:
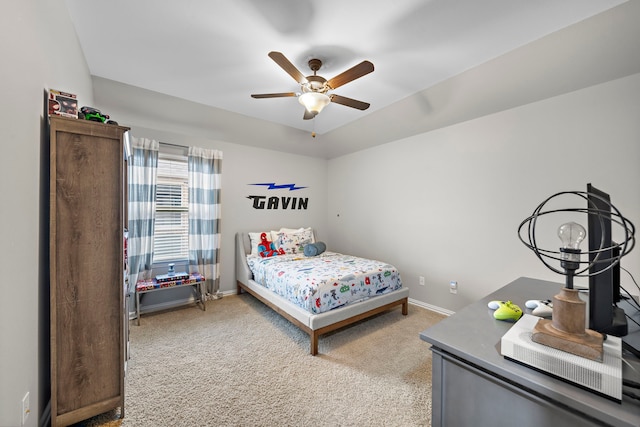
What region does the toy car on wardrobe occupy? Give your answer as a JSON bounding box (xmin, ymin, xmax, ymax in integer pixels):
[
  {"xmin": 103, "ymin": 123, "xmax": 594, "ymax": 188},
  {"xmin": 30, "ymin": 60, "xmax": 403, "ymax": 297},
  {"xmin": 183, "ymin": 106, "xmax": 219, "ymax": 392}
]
[{"xmin": 79, "ymin": 106, "xmax": 118, "ymax": 124}]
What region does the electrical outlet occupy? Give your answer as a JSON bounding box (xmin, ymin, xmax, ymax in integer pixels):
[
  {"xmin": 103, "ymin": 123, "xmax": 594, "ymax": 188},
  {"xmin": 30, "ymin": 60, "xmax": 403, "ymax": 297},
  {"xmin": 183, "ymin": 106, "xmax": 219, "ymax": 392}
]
[
  {"xmin": 22, "ymin": 392, "xmax": 30, "ymax": 425},
  {"xmin": 419, "ymin": 276, "xmax": 425, "ymax": 286},
  {"xmin": 449, "ymin": 281, "xmax": 458, "ymax": 294}
]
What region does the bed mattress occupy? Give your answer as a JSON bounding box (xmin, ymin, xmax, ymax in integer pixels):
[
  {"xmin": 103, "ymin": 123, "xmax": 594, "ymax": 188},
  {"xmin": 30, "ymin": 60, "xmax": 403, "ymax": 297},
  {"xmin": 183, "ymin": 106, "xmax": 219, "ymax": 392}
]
[{"xmin": 246, "ymin": 251, "xmax": 403, "ymax": 314}]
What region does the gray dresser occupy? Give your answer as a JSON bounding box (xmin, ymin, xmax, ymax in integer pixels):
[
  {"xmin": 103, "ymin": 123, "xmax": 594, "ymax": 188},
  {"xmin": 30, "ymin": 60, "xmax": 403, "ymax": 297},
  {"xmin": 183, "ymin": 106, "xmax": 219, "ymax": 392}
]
[{"xmin": 420, "ymin": 276, "xmax": 640, "ymax": 427}]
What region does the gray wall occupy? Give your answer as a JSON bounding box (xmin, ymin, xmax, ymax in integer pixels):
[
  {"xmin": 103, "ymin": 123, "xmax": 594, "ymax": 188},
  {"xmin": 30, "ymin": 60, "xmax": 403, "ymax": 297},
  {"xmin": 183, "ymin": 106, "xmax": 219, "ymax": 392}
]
[
  {"xmin": 124, "ymin": 125, "xmax": 329, "ymax": 295},
  {"xmin": 327, "ymin": 73, "xmax": 640, "ymax": 311},
  {"xmin": 0, "ymin": 2, "xmax": 94, "ymax": 426}
]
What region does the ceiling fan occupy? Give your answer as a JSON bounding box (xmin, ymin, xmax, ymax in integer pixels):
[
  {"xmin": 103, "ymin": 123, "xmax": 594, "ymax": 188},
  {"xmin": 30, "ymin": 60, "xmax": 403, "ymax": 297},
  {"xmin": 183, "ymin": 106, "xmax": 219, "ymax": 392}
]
[{"xmin": 251, "ymin": 51, "xmax": 374, "ymax": 120}]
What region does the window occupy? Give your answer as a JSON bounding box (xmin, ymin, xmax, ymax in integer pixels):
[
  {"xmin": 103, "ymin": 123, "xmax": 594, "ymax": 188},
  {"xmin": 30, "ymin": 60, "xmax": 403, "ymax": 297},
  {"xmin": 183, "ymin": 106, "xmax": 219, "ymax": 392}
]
[{"xmin": 154, "ymin": 153, "xmax": 189, "ymax": 262}]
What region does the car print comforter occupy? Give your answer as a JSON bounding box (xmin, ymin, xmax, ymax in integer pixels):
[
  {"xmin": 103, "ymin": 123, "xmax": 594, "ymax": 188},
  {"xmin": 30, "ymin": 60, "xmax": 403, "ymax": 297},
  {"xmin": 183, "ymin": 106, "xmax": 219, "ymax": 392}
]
[{"xmin": 246, "ymin": 251, "xmax": 403, "ymax": 314}]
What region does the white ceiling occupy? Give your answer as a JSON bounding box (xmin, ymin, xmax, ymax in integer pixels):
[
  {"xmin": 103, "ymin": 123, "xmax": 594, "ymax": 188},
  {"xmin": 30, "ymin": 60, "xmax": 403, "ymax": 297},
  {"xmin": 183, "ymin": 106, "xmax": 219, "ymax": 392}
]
[{"xmin": 64, "ymin": 0, "xmax": 630, "ymax": 157}]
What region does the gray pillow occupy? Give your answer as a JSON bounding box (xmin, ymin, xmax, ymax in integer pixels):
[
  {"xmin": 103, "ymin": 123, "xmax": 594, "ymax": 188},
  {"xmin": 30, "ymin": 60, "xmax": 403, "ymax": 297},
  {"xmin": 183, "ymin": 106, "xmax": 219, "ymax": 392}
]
[{"xmin": 303, "ymin": 241, "xmax": 326, "ymax": 257}]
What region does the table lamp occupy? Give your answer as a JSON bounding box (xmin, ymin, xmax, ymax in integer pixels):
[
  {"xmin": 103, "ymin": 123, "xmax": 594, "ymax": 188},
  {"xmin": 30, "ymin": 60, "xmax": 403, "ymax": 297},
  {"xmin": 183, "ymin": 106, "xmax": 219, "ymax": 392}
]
[{"xmin": 518, "ymin": 189, "xmax": 635, "ymax": 361}]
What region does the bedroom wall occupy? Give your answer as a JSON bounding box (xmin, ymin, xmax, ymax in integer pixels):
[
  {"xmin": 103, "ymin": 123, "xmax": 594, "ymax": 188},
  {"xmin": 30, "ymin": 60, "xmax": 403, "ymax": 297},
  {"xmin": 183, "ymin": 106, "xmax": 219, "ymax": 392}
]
[
  {"xmin": 117, "ymin": 124, "xmax": 328, "ymax": 295},
  {"xmin": 327, "ymin": 72, "xmax": 640, "ymax": 313},
  {"xmin": 0, "ymin": 1, "xmax": 94, "ymax": 426}
]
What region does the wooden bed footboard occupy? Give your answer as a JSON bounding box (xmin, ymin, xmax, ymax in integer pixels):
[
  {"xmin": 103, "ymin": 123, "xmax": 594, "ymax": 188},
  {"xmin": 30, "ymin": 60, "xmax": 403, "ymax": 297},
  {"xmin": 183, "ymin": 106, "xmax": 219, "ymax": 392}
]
[
  {"xmin": 237, "ymin": 280, "xmax": 408, "ymax": 355},
  {"xmin": 309, "ymin": 297, "xmax": 408, "ymax": 355}
]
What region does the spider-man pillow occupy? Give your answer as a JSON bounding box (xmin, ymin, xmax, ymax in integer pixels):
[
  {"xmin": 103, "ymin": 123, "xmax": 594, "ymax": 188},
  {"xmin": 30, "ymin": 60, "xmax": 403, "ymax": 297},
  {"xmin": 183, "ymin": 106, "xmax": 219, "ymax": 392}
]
[{"xmin": 257, "ymin": 232, "xmax": 285, "ymax": 258}]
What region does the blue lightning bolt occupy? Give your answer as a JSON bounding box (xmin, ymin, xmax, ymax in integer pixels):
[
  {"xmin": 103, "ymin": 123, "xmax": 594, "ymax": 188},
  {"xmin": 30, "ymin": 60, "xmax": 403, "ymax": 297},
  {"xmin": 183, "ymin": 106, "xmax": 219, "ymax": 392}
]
[{"xmin": 250, "ymin": 183, "xmax": 307, "ymax": 191}]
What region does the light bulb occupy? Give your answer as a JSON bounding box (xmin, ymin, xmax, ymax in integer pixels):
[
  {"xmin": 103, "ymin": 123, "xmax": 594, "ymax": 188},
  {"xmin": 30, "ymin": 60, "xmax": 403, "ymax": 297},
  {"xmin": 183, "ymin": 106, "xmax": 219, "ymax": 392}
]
[
  {"xmin": 558, "ymin": 221, "xmax": 586, "ymax": 263},
  {"xmin": 558, "ymin": 222, "xmax": 586, "ymax": 249}
]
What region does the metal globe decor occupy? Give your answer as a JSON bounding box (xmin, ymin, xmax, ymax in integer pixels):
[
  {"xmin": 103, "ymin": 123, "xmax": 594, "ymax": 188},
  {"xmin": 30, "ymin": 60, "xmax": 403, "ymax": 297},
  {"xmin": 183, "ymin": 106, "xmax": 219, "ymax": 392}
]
[{"xmin": 517, "ymin": 190, "xmax": 635, "ymax": 361}]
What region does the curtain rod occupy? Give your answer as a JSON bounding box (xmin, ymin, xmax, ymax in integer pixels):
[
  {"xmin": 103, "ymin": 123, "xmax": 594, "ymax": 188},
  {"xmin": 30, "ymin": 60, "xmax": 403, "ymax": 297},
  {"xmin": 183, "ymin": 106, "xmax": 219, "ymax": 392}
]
[{"xmin": 159, "ymin": 141, "xmax": 188, "ymax": 149}]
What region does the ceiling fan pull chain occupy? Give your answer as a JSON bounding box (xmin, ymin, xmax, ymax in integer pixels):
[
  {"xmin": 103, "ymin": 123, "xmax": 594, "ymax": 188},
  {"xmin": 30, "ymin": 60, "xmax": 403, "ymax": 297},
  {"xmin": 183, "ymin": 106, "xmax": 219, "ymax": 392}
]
[{"xmin": 311, "ymin": 116, "xmax": 317, "ymax": 138}]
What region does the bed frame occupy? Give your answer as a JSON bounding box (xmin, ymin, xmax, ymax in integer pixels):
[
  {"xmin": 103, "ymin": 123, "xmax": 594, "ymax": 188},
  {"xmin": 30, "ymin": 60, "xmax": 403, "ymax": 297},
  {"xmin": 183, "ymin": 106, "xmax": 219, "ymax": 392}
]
[{"xmin": 235, "ymin": 232, "xmax": 409, "ymax": 355}]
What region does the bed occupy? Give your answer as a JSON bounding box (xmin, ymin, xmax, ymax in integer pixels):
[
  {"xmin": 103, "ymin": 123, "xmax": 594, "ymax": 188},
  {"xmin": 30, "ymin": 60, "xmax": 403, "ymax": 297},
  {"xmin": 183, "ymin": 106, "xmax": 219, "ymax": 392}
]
[{"xmin": 235, "ymin": 229, "xmax": 409, "ymax": 355}]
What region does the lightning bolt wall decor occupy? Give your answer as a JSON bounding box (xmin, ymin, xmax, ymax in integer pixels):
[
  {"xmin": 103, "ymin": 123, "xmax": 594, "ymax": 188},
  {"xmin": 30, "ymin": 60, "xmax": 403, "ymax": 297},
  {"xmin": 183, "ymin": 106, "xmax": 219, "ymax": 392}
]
[{"xmin": 250, "ymin": 183, "xmax": 307, "ymax": 191}]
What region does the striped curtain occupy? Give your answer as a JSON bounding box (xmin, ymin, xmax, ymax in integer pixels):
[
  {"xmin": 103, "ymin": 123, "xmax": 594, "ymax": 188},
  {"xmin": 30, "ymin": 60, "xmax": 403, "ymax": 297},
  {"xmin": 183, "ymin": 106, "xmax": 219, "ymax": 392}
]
[
  {"xmin": 128, "ymin": 137, "xmax": 159, "ymax": 295},
  {"xmin": 188, "ymin": 146, "xmax": 223, "ymax": 298}
]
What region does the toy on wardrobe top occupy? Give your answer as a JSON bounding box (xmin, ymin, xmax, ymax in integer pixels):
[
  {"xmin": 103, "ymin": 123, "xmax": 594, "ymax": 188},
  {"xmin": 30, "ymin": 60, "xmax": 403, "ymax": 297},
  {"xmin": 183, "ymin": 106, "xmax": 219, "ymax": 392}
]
[{"xmin": 79, "ymin": 106, "xmax": 119, "ymax": 125}]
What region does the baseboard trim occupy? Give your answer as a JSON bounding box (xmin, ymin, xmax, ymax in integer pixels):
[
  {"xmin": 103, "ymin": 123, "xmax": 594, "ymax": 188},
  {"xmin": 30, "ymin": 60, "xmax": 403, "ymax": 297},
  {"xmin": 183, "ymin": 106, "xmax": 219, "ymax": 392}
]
[
  {"xmin": 137, "ymin": 296, "xmax": 200, "ymax": 315},
  {"xmin": 233, "ymin": 291, "xmax": 454, "ymax": 316},
  {"xmin": 130, "ymin": 290, "xmax": 238, "ymax": 319},
  {"xmin": 132, "ymin": 293, "xmax": 453, "ymax": 318},
  {"xmin": 409, "ymin": 298, "xmax": 454, "ymax": 316}
]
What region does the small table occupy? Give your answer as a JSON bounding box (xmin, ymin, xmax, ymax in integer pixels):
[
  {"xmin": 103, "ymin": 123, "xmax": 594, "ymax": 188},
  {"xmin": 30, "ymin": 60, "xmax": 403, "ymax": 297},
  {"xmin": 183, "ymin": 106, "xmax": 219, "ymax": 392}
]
[{"xmin": 135, "ymin": 273, "xmax": 206, "ymax": 325}]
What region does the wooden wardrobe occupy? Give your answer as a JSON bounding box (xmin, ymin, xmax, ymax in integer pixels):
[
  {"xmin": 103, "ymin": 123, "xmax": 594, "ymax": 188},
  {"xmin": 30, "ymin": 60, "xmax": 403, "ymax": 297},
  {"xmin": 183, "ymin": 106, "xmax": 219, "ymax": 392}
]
[{"xmin": 49, "ymin": 116, "xmax": 129, "ymax": 426}]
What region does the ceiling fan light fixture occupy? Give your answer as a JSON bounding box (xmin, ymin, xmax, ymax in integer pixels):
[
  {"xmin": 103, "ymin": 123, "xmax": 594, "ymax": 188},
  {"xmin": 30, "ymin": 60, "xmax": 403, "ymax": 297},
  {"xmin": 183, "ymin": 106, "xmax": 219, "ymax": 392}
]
[
  {"xmin": 298, "ymin": 92, "xmax": 330, "ymax": 115},
  {"xmin": 253, "ymin": 52, "xmax": 373, "ymax": 119}
]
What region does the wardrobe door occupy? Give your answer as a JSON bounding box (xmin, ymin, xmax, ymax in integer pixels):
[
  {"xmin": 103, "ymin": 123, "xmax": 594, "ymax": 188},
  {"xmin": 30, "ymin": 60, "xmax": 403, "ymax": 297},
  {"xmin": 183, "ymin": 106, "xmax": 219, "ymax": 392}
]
[{"xmin": 49, "ymin": 116, "xmax": 129, "ymax": 426}]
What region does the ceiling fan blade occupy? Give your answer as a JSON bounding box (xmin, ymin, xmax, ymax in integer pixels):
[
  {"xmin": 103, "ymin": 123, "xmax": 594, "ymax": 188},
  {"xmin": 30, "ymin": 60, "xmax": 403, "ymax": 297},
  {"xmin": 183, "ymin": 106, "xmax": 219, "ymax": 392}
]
[
  {"xmin": 303, "ymin": 109, "xmax": 316, "ymax": 120},
  {"xmin": 251, "ymin": 92, "xmax": 297, "ymax": 99},
  {"xmin": 330, "ymin": 94, "xmax": 370, "ymax": 110},
  {"xmin": 268, "ymin": 51, "xmax": 308, "ymax": 84},
  {"xmin": 327, "ymin": 60, "xmax": 374, "ymax": 89}
]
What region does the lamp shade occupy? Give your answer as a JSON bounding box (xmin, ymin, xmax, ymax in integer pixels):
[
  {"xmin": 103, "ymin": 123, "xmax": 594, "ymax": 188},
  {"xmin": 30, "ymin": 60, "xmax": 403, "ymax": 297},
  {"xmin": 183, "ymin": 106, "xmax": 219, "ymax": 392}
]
[{"xmin": 298, "ymin": 92, "xmax": 330, "ymax": 116}]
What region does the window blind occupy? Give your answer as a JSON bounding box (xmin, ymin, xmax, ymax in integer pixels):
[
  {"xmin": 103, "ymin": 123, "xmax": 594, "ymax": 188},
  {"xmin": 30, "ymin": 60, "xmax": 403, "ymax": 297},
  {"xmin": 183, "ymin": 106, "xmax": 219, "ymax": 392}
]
[{"xmin": 154, "ymin": 155, "xmax": 189, "ymax": 262}]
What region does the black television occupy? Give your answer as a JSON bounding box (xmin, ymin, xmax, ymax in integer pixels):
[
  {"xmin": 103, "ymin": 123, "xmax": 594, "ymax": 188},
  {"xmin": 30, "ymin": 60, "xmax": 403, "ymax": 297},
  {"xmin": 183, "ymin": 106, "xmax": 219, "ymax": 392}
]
[{"xmin": 587, "ymin": 183, "xmax": 628, "ymax": 337}]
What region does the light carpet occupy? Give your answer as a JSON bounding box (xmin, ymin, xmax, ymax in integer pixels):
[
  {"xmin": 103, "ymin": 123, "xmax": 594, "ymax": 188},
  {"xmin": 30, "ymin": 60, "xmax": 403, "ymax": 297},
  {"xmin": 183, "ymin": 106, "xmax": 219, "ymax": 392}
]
[{"xmin": 77, "ymin": 293, "xmax": 445, "ymax": 427}]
